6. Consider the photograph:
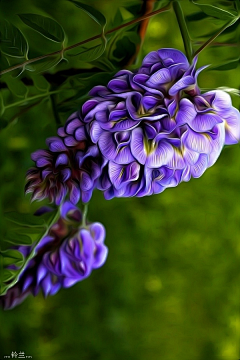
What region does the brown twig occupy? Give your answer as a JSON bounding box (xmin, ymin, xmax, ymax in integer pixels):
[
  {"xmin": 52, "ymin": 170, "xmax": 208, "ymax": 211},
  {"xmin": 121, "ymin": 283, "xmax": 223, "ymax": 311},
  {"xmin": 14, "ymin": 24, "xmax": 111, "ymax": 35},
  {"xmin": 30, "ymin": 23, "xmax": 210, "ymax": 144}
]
[
  {"xmin": 127, "ymin": 0, "xmax": 156, "ymax": 66},
  {"xmin": 0, "ymin": 4, "xmax": 171, "ymax": 77}
]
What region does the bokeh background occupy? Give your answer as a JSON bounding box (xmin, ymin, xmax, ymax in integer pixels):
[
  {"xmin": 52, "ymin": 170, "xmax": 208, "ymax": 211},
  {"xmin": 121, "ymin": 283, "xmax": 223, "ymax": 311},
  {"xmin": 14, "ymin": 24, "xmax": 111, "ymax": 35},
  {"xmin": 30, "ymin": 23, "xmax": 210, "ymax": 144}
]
[{"xmin": 0, "ymin": 0, "xmax": 240, "ymax": 359}]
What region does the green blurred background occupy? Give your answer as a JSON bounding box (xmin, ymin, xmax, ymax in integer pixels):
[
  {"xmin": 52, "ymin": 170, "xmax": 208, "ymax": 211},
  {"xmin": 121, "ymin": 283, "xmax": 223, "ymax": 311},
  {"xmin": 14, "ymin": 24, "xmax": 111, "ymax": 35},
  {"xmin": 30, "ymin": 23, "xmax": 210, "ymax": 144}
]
[{"xmin": 0, "ymin": 0, "xmax": 240, "ymax": 359}]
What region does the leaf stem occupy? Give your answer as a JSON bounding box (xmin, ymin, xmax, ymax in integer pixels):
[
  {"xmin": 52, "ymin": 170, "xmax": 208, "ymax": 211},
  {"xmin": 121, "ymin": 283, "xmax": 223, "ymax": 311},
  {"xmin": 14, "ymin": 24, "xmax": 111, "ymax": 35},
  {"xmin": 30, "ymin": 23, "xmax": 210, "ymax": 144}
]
[
  {"xmin": 50, "ymin": 94, "xmax": 62, "ymax": 127},
  {"xmin": 173, "ymin": 0, "xmax": 193, "ymax": 62},
  {"xmin": 194, "ymin": 17, "xmax": 239, "ymax": 57},
  {"xmin": 0, "ymin": 208, "xmax": 60, "ymax": 296},
  {"xmin": 0, "ymin": 4, "xmax": 171, "ymax": 76},
  {"xmin": 4, "ymin": 89, "xmax": 60, "ymax": 110},
  {"xmin": 82, "ymin": 203, "xmax": 88, "ymax": 227}
]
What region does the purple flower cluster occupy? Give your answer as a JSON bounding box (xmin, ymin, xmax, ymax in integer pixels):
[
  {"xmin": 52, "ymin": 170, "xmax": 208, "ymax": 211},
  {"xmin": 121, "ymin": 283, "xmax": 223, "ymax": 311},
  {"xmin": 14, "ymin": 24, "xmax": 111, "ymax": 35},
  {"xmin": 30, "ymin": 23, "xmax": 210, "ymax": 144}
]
[
  {"xmin": 0, "ymin": 202, "xmax": 108, "ymax": 310},
  {"xmin": 26, "ymin": 48, "xmax": 240, "ymax": 203}
]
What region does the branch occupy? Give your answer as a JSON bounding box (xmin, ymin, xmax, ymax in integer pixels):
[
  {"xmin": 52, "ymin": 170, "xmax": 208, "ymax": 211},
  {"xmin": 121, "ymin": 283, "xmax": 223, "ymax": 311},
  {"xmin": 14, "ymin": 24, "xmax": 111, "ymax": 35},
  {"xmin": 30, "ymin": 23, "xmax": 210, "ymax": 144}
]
[
  {"xmin": 127, "ymin": 0, "xmax": 156, "ymax": 66},
  {"xmin": 0, "ymin": 4, "xmax": 171, "ymax": 77}
]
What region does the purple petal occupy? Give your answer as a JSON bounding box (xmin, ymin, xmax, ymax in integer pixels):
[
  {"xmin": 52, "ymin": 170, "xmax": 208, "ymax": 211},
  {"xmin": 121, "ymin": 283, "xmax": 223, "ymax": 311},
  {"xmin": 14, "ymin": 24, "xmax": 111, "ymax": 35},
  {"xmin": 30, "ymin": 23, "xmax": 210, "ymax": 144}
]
[
  {"xmin": 108, "ymin": 161, "xmax": 140, "ymax": 189},
  {"xmin": 65, "ymin": 118, "xmax": 83, "ymax": 135},
  {"xmin": 89, "ymin": 222, "xmax": 106, "ymax": 243},
  {"xmin": 55, "ymin": 153, "xmax": 69, "ymax": 167},
  {"xmin": 41, "ymin": 274, "xmax": 52, "ymax": 297},
  {"xmin": 211, "ymin": 90, "xmax": 232, "ymax": 111},
  {"xmin": 60, "ymin": 201, "xmax": 78, "ymax": 220},
  {"xmin": 182, "ymin": 128, "xmax": 213, "ymax": 154},
  {"xmin": 57, "ymin": 127, "xmax": 66, "ymax": 137},
  {"xmin": 37, "ymin": 264, "xmax": 48, "ymax": 285},
  {"xmin": 108, "ymin": 78, "xmax": 129, "ymax": 93},
  {"xmin": 98, "ymin": 132, "xmax": 117, "ymax": 161},
  {"xmin": 223, "ymin": 107, "xmax": 240, "ymax": 145},
  {"xmin": 92, "ymin": 244, "xmax": 108, "ymax": 269},
  {"xmin": 146, "ymin": 139, "xmax": 174, "ymax": 168},
  {"xmin": 89, "ymin": 85, "xmax": 110, "ymax": 97},
  {"xmin": 46, "ymin": 137, "xmax": 67, "ymax": 152},
  {"xmin": 191, "ymin": 153, "xmax": 208, "ymax": 178},
  {"xmin": 82, "ymin": 99, "xmax": 99, "ymax": 118},
  {"xmin": 208, "ymin": 124, "xmax": 225, "ymax": 167},
  {"xmin": 176, "ymin": 98, "xmax": 197, "ymax": 126},
  {"xmin": 80, "ymin": 172, "xmax": 93, "ymax": 191},
  {"xmin": 31, "ymin": 149, "xmax": 50, "ymax": 162},
  {"xmin": 142, "ymin": 95, "xmax": 159, "ymax": 111},
  {"xmin": 131, "ymin": 128, "xmax": 147, "ymax": 165},
  {"xmin": 191, "ymin": 112, "xmax": 223, "ymax": 132},
  {"xmin": 69, "ymin": 183, "xmax": 81, "ymax": 204},
  {"xmin": 133, "ymin": 74, "xmax": 163, "ymax": 96},
  {"xmin": 79, "ymin": 229, "xmax": 95, "ymax": 274},
  {"xmin": 141, "ymin": 51, "xmax": 160, "ymax": 67},
  {"xmin": 146, "ymin": 68, "xmax": 172, "ymax": 87},
  {"xmin": 158, "ymin": 48, "xmax": 189, "ymax": 67},
  {"xmin": 64, "ymin": 136, "xmax": 78, "ymax": 147},
  {"xmin": 61, "ymin": 168, "xmax": 71, "ymax": 182},
  {"xmin": 82, "ymin": 189, "xmax": 93, "ymax": 203},
  {"xmin": 75, "ymin": 126, "xmax": 86, "ymax": 141},
  {"xmin": 169, "ymin": 76, "xmax": 195, "ymax": 96},
  {"xmin": 22, "ymin": 275, "xmax": 33, "ymax": 292},
  {"xmin": 167, "ymin": 147, "xmax": 185, "ymax": 169},
  {"xmin": 182, "ymin": 146, "xmax": 199, "ymax": 165}
]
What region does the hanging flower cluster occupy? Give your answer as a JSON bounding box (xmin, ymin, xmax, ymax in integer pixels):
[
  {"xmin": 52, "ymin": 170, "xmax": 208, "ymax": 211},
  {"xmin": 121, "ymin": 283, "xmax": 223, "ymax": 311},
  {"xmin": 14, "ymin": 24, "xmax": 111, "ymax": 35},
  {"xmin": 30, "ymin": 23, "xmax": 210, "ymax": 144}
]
[
  {"xmin": 0, "ymin": 202, "xmax": 108, "ymax": 310},
  {"xmin": 25, "ymin": 48, "xmax": 240, "ymax": 203},
  {"xmin": 2, "ymin": 48, "xmax": 240, "ymax": 309}
]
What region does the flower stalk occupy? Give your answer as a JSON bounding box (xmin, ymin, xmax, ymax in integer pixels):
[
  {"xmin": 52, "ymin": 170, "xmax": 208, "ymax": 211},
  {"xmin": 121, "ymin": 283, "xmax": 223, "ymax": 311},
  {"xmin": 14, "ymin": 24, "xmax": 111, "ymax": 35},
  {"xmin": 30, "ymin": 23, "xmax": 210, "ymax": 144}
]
[{"xmin": 173, "ymin": 1, "xmax": 193, "ymax": 62}]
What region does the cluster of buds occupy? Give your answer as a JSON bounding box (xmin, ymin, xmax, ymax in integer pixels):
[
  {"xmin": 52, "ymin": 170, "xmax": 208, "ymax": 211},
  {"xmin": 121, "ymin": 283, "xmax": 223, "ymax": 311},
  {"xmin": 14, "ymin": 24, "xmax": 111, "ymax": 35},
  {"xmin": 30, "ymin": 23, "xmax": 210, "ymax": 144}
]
[
  {"xmin": 25, "ymin": 48, "xmax": 240, "ymax": 203},
  {"xmin": 0, "ymin": 202, "xmax": 108, "ymax": 310}
]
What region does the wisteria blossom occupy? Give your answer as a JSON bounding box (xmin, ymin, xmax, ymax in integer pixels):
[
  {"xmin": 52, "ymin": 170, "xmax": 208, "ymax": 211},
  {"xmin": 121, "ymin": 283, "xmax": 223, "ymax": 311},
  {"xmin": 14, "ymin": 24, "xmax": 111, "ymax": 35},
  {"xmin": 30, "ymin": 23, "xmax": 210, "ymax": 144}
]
[
  {"xmin": 25, "ymin": 48, "xmax": 240, "ymax": 204},
  {"xmin": 0, "ymin": 202, "xmax": 108, "ymax": 310}
]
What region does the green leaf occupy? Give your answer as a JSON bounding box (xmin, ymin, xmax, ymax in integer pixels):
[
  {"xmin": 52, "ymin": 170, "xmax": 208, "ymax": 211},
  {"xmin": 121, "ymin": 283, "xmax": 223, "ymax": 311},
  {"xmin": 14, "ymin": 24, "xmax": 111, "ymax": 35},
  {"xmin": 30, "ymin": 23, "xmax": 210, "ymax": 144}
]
[
  {"xmin": 2, "ymin": 269, "xmax": 16, "ymax": 282},
  {"xmin": 191, "ymin": 1, "xmax": 237, "ymax": 20},
  {"xmin": 113, "ymin": 9, "xmax": 123, "ymax": 27},
  {"xmin": 25, "ymin": 55, "xmax": 63, "ymax": 73},
  {"xmin": 18, "ymin": 13, "xmax": 65, "ymax": 43},
  {"xmin": 0, "ymin": 92, "xmax": 5, "ymax": 116},
  {"xmin": 5, "ymin": 231, "xmax": 32, "ymax": 246},
  {"xmin": 186, "ymin": 11, "xmax": 209, "ymax": 21},
  {"xmin": 68, "ymin": 1, "xmax": 106, "ymax": 28},
  {"xmin": 32, "ymin": 74, "xmax": 50, "ymax": 91},
  {"xmin": 5, "ymin": 211, "xmax": 47, "ymax": 227},
  {"xmin": 69, "ymin": 35, "xmax": 107, "ymax": 62},
  {"xmin": 0, "ymin": 20, "xmax": 28, "ymax": 58},
  {"xmin": 211, "ymin": 58, "xmax": 239, "ymax": 70},
  {"xmin": 4, "ymin": 76, "xmax": 28, "ymax": 98},
  {"xmin": 0, "ymin": 53, "xmax": 10, "ymax": 71},
  {"xmin": 0, "ymin": 249, "xmax": 24, "ymax": 266}
]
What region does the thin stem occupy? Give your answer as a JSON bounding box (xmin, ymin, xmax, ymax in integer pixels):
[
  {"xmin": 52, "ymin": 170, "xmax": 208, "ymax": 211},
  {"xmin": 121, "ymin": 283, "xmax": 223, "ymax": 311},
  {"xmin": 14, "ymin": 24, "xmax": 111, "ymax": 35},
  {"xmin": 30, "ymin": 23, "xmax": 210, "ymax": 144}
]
[
  {"xmin": 50, "ymin": 94, "xmax": 62, "ymax": 127},
  {"xmin": 82, "ymin": 203, "xmax": 89, "ymax": 227},
  {"xmin": 127, "ymin": 0, "xmax": 156, "ymax": 66},
  {"xmin": 0, "ymin": 4, "xmax": 171, "ymax": 76},
  {"xmin": 6, "ymin": 100, "xmax": 43, "ymax": 128},
  {"xmin": 173, "ymin": 1, "xmax": 193, "ymax": 62},
  {"xmin": 0, "ymin": 208, "xmax": 60, "ymax": 296},
  {"xmin": 194, "ymin": 18, "xmax": 239, "ymax": 57},
  {"xmin": 4, "ymin": 89, "xmax": 60, "ymax": 110}
]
